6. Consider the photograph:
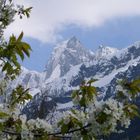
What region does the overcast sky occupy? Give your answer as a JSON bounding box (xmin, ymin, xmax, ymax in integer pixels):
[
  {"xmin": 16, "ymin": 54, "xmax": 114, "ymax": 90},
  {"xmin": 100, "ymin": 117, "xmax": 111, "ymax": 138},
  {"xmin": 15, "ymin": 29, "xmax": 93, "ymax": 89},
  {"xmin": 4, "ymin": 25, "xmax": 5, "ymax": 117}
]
[{"xmin": 5, "ymin": 0, "xmax": 140, "ymax": 71}]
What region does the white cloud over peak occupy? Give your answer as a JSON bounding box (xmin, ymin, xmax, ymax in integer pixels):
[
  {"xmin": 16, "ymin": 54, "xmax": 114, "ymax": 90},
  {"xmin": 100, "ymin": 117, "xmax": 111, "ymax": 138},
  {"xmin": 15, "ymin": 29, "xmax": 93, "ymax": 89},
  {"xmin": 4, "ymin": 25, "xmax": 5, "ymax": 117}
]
[{"xmin": 5, "ymin": 0, "xmax": 140, "ymax": 43}]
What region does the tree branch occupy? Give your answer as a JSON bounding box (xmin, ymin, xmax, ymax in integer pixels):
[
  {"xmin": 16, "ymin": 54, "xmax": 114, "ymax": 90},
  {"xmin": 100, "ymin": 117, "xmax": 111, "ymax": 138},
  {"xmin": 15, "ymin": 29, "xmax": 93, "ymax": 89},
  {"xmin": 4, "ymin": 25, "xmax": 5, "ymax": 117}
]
[{"xmin": 2, "ymin": 123, "xmax": 91, "ymax": 137}]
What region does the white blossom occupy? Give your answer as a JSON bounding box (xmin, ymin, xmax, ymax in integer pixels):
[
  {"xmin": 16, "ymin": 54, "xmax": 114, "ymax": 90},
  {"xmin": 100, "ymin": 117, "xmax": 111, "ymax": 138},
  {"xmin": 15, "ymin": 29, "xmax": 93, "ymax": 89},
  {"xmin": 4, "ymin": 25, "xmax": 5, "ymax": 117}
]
[
  {"xmin": 88, "ymin": 98, "xmax": 131, "ymax": 136},
  {"xmin": 27, "ymin": 118, "xmax": 53, "ymax": 133}
]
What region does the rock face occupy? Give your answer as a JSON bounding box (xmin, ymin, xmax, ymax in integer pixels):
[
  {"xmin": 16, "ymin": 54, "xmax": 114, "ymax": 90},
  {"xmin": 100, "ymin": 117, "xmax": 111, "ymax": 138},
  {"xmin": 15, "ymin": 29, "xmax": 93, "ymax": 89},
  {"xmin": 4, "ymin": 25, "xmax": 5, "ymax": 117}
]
[
  {"xmin": 45, "ymin": 36, "xmax": 94, "ymax": 80},
  {"xmin": 19, "ymin": 38, "xmax": 140, "ymax": 124}
]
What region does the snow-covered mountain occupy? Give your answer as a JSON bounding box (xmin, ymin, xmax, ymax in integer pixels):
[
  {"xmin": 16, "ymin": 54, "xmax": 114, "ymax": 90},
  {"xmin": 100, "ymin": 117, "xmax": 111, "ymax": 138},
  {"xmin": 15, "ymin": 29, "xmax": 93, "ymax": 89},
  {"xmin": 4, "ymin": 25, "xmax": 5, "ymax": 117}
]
[
  {"xmin": 1, "ymin": 37, "xmax": 137, "ymax": 139},
  {"xmin": 19, "ymin": 37, "xmax": 140, "ymax": 120},
  {"xmin": 45, "ymin": 36, "xmax": 94, "ymax": 80},
  {"xmin": 11, "ymin": 67, "xmax": 46, "ymax": 96}
]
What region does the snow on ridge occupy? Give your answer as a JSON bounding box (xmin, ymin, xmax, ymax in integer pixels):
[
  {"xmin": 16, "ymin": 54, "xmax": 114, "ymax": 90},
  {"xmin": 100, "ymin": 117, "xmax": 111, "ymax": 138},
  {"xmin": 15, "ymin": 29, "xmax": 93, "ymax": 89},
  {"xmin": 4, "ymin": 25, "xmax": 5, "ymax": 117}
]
[
  {"xmin": 21, "ymin": 66, "xmax": 45, "ymax": 77},
  {"xmin": 127, "ymin": 41, "xmax": 140, "ymax": 49},
  {"xmin": 10, "ymin": 67, "xmax": 46, "ymax": 97},
  {"xmin": 52, "ymin": 40, "xmax": 68, "ymax": 59},
  {"xmin": 95, "ymin": 45, "xmax": 119, "ymax": 59},
  {"xmin": 93, "ymin": 56, "xmax": 140, "ymax": 88},
  {"xmin": 49, "ymin": 36, "xmax": 81, "ymax": 63},
  {"xmin": 44, "ymin": 64, "xmax": 81, "ymax": 95},
  {"xmin": 47, "ymin": 64, "xmax": 61, "ymax": 82},
  {"xmin": 57, "ymin": 101, "xmax": 73, "ymax": 110},
  {"xmin": 114, "ymin": 41, "xmax": 140, "ymax": 59}
]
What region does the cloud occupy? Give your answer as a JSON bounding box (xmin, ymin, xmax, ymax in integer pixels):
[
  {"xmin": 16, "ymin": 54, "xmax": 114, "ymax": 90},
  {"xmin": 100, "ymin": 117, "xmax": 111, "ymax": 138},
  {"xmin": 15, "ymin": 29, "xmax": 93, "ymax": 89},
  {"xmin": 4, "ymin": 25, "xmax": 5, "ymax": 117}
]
[{"xmin": 5, "ymin": 0, "xmax": 140, "ymax": 43}]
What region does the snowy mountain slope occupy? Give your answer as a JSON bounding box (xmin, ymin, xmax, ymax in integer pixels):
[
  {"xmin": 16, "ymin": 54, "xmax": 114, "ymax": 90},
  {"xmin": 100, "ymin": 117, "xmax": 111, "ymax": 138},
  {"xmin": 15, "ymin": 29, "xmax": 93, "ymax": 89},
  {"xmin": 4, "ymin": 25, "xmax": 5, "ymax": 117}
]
[
  {"xmin": 10, "ymin": 67, "xmax": 46, "ymax": 96},
  {"xmin": 21, "ymin": 38, "xmax": 140, "ymax": 119}
]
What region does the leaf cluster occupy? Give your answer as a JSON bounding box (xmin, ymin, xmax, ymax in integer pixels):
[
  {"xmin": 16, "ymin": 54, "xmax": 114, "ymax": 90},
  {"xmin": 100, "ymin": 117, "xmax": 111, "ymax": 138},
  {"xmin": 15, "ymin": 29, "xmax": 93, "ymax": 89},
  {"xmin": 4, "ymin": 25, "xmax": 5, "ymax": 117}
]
[
  {"xmin": 10, "ymin": 85, "xmax": 32, "ymax": 107},
  {"xmin": 117, "ymin": 79, "xmax": 140, "ymax": 101},
  {"xmin": 1, "ymin": 32, "xmax": 32, "ymax": 80},
  {"xmin": 58, "ymin": 114, "xmax": 83, "ymax": 135},
  {"xmin": 72, "ymin": 79, "xmax": 97, "ymax": 108}
]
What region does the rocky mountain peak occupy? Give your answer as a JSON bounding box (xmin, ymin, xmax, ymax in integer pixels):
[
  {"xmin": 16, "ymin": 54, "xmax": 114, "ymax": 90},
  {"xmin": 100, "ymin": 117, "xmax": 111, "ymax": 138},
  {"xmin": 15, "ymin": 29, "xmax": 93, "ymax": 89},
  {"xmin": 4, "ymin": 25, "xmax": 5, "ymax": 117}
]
[
  {"xmin": 67, "ymin": 36, "xmax": 80, "ymax": 48},
  {"xmin": 45, "ymin": 37, "xmax": 94, "ymax": 79},
  {"xmin": 95, "ymin": 45, "xmax": 119, "ymax": 59}
]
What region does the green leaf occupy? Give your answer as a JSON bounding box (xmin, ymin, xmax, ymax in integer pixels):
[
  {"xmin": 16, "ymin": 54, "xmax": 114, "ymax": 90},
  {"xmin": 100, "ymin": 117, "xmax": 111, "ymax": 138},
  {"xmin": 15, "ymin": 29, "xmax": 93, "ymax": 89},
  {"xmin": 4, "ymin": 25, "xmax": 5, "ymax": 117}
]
[
  {"xmin": 17, "ymin": 32, "xmax": 24, "ymax": 42},
  {"xmin": 96, "ymin": 112, "xmax": 108, "ymax": 124},
  {"xmin": 24, "ymin": 7, "xmax": 32, "ymax": 18},
  {"xmin": 116, "ymin": 91, "xmax": 127, "ymax": 100},
  {"xmin": 15, "ymin": 119, "xmax": 22, "ymax": 132},
  {"xmin": 16, "ymin": 48, "xmax": 24, "ymax": 61},
  {"xmin": 40, "ymin": 132, "xmax": 48, "ymax": 140},
  {"xmin": 61, "ymin": 124, "xmax": 69, "ymax": 134},
  {"xmin": 2, "ymin": 62, "xmax": 11, "ymax": 72},
  {"xmin": 10, "ymin": 85, "xmax": 32, "ymax": 106},
  {"xmin": 0, "ymin": 123, "xmax": 4, "ymax": 131},
  {"xmin": 82, "ymin": 135, "xmax": 91, "ymax": 140},
  {"xmin": 79, "ymin": 97, "xmax": 86, "ymax": 107},
  {"xmin": 87, "ymin": 78, "xmax": 98, "ymax": 85},
  {"xmin": 0, "ymin": 112, "xmax": 9, "ymax": 118},
  {"xmin": 21, "ymin": 42, "xmax": 32, "ymax": 57},
  {"xmin": 9, "ymin": 34, "xmax": 16, "ymax": 44},
  {"xmin": 124, "ymin": 104, "xmax": 140, "ymax": 118},
  {"xmin": 71, "ymin": 90, "xmax": 78, "ymax": 99}
]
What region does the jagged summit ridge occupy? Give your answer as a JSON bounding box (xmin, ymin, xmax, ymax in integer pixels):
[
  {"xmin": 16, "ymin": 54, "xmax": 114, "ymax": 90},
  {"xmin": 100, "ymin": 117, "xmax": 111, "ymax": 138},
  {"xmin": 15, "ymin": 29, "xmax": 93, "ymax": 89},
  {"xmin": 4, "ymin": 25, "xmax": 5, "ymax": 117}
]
[
  {"xmin": 95, "ymin": 45, "xmax": 119, "ymax": 59},
  {"xmin": 67, "ymin": 36, "xmax": 81, "ymax": 48},
  {"xmin": 45, "ymin": 37, "xmax": 137, "ymax": 80},
  {"xmin": 45, "ymin": 36, "xmax": 94, "ymax": 79}
]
